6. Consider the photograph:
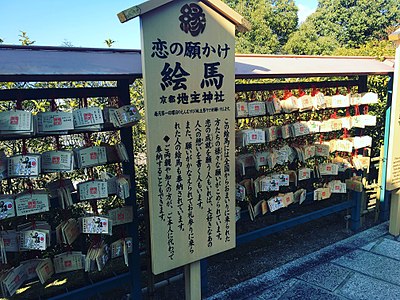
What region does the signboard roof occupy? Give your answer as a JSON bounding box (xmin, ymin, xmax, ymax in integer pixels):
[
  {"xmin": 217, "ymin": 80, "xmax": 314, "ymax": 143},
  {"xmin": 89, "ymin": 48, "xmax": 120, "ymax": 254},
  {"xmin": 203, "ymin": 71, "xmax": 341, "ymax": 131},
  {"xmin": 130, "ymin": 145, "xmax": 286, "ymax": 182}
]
[
  {"xmin": 0, "ymin": 45, "xmax": 394, "ymax": 82},
  {"xmin": 117, "ymin": 0, "xmax": 251, "ymax": 32}
]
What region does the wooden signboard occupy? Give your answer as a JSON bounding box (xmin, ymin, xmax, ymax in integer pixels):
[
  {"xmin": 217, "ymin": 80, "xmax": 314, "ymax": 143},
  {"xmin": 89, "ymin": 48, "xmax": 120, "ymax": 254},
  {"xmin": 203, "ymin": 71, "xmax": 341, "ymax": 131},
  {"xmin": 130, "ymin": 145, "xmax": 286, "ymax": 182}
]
[
  {"xmin": 140, "ymin": 0, "xmax": 237, "ymax": 274},
  {"xmin": 387, "ymin": 30, "xmax": 400, "ymax": 191}
]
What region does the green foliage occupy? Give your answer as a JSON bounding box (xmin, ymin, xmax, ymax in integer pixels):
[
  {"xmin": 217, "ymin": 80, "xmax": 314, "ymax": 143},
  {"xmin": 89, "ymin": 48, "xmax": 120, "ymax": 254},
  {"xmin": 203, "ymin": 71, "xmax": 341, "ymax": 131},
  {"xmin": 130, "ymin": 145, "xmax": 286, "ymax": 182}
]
[
  {"xmin": 104, "ymin": 38, "xmax": 116, "ymax": 48},
  {"xmin": 332, "ymin": 40, "xmax": 396, "ymax": 60},
  {"xmin": 224, "ymin": 0, "xmax": 298, "ymax": 54},
  {"xmin": 283, "ymin": 21, "xmax": 340, "ymax": 55},
  {"xmin": 18, "ymin": 31, "xmax": 35, "ymax": 45},
  {"xmin": 0, "ymin": 38, "xmax": 3, "ymax": 44},
  {"xmin": 284, "ymin": 0, "xmax": 400, "ymax": 55}
]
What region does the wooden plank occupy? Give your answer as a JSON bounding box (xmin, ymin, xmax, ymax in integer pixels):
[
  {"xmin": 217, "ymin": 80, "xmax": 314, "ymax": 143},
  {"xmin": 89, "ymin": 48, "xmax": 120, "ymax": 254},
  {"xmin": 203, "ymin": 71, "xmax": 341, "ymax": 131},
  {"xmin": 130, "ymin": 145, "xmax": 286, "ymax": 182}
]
[
  {"xmin": 235, "ymin": 79, "xmax": 359, "ymax": 92},
  {"xmin": 390, "ymin": 190, "xmax": 400, "ymax": 236},
  {"xmin": 184, "ymin": 261, "xmax": 201, "ymax": 300},
  {"xmin": 118, "ymin": 0, "xmax": 173, "ymax": 23},
  {"xmin": 0, "ymin": 87, "xmax": 120, "ymax": 101},
  {"xmin": 117, "ymin": 0, "xmax": 251, "ymax": 32},
  {"xmin": 203, "ymin": 0, "xmax": 251, "ymax": 32}
]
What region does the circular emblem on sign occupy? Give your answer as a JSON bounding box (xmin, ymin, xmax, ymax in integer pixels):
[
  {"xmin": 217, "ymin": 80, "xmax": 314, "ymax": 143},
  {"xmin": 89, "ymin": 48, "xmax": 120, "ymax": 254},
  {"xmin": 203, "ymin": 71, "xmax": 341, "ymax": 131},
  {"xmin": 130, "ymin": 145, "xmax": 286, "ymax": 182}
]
[{"xmin": 179, "ymin": 3, "xmax": 206, "ymax": 36}]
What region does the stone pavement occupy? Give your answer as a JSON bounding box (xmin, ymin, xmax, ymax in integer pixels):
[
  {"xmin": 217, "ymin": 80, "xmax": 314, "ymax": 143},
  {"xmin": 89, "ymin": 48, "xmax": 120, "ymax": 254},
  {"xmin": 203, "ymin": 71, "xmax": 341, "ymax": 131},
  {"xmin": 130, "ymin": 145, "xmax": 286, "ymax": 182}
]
[{"xmin": 207, "ymin": 222, "xmax": 400, "ymax": 300}]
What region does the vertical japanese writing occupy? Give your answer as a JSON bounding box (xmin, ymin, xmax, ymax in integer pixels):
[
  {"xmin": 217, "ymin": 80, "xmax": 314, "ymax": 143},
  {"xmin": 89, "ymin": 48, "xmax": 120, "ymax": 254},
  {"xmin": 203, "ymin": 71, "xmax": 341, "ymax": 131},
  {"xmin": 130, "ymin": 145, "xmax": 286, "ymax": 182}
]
[
  {"xmin": 175, "ymin": 122, "xmax": 184, "ymax": 231},
  {"xmin": 155, "ymin": 146, "xmax": 165, "ymax": 221},
  {"xmin": 215, "ymin": 118, "xmax": 222, "ymax": 241},
  {"xmin": 164, "ymin": 137, "xmax": 172, "ymax": 209},
  {"xmin": 185, "ymin": 121, "xmax": 195, "ymax": 253},
  {"xmin": 205, "ymin": 119, "xmax": 214, "ymax": 248},
  {"xmin": 167, "ymin": 212, "xmax": 174, "ymax": 260},
  {"xmin": 195, "ymin": 120, "xmax": 203, "ymax": 209},
  {"xmin": 223, "ymin": 119, "xmax": 231, "ymax": 243}
]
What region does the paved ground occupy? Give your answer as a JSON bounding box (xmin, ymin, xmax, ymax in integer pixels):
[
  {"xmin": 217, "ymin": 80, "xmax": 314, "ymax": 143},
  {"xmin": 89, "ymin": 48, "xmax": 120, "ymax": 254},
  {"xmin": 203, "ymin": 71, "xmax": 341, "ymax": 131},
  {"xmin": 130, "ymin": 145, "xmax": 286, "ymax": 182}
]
[{"xmin": 207, "ymin": 222, "xmax": 400, "ymax": 300}]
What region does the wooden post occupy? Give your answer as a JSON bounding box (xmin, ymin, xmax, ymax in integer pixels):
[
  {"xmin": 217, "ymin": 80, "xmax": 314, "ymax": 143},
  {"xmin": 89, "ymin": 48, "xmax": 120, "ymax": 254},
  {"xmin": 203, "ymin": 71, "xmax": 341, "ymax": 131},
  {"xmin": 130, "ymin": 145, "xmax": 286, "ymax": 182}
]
[
  {"xmin": 389, "ymin": 189, "xmax": 400, "ymax": 236},
  {"xmin": 184, "ymin": 261, "xmax": 201, "ymax": 300}
]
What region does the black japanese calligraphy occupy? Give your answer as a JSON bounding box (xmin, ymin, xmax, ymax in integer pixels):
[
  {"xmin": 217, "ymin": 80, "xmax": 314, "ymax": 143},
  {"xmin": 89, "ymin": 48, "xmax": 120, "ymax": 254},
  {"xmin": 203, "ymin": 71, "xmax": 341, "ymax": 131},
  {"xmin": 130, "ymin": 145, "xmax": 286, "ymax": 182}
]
[
  {"xmin": 179, "ymin": 3, "xmax": 206, "ymax": 37},
  {"xmin": 175, "ymin": 122, "xmax": 185, "ymax": 231},
  {"xmin": 215, "ymin": 118, "xmax": 222, "ymax": 241},
  {"xmin": 160, "ymin": 62, "xmax": 190, "ymax": 91},
  {"xmin": 152, "ymin": 38, "xmax": 169, "ymax": 59},
  {"xmin": 185, "ymin": 41, "xmax": 201, "ymax": 59},
  {"xmin": 149, "ymin": 40, "xmax": 231, "ymax": 60},
  {"xmin": 185, "ymin": 121, "xmax": 195, "ymax": 253},
  {"xmin": 201, "ymin": 62, "xmax": 224, "ymax": 89},
  {"xmin": 156, "ymin": 145, "xmax": 165, "ymax": 221},
  {"xmin": 195, "ymin": 120, "xmax": 203, "ymax": 209},
  {"xmin": 223, "ymin": 119, "xmax": 231, "ymax": 243}
]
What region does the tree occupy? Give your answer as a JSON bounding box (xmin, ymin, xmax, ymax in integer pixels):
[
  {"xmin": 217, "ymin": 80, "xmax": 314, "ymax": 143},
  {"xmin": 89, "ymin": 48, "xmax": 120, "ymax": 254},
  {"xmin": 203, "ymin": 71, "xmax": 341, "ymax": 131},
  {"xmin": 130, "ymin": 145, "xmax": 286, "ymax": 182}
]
[
  {"xmin": 224, "ymin": 0, "xmax": 298, "ymax": 54},
  {"xmin": 104, "ymin": 38, "xmax": 116, "ymax": 48},
  {"xmin": 0, "ymin": 38, "xmax": 3, "ymax": 44},
  {"xmin": 284, "ymin": 0, "xmax": 400, "ymax": 55},
  {"xmin": 332, "ymin": 40, "xmax": 396, "ymax": 60},
  {"xmin": 61, "ymin": 39, "xmax": 74, "ymax": 47},
  {"xmin": 18, "ymin": 31, "xmax": 35, "ymax": 45}
]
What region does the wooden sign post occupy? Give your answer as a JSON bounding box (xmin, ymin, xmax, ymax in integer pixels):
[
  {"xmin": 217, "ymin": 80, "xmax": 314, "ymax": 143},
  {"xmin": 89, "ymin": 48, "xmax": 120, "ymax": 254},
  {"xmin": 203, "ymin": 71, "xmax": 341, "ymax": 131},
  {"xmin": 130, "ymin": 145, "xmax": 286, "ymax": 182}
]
[
  {"xmin": 388, "ymin": 28, "xmax": 400, "ymax": 235},
  {"xmin": 118, "ymin": 0, "xmax": 249, "ymax": 298}
]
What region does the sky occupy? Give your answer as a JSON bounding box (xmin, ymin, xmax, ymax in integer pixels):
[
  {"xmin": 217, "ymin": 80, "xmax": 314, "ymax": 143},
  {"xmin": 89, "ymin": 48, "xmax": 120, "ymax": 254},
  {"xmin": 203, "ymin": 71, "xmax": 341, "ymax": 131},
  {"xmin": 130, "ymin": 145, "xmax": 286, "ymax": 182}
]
[{"xmin": 0, "ymin": 0, "xmax": 318, "ymax": 49}]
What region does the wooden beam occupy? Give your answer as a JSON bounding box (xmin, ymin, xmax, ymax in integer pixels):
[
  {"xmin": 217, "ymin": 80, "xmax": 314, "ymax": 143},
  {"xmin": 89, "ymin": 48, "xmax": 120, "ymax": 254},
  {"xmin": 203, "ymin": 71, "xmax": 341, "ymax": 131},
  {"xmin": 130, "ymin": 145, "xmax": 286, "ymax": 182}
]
[
  {"xmin": 117, "ymin": 0, "xmax": 173, "ymax": 23},
  {"xmin": 235, "ymin": 79, "xmax": 359, "ymax": 92},
  {"xmin": 117, "ymin": 0, "xmax": 251, "ymax": 32},
  {"xmin": 0, "ymin": 87, "xmax": 120, "ymax": 101},
  {"xmin": 203, "ymin": 0, "xmax": 251, "ymax": 32}
]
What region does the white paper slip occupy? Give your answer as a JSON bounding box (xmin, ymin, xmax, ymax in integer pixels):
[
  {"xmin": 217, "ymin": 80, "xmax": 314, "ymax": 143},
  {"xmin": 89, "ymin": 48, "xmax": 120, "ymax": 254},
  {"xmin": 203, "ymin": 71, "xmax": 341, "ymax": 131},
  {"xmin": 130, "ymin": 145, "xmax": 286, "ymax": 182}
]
[
  {"xmin": 0, "ymin": 230, "xmax": 18, "ymax": 252},
  {"xmin": 37, "ymin": 111, "xmax": 74, "ymax": 132},
  {"xmin": 0, "ymin": 196, "xmax": 15, "ymax": 220},
  {"xmin": 0, "ymin": 110, "xmax": 32, "ymax": 132},
  {"xmin": 111, "ymin": 238, "xmax": 133, "ymax": 260},
  {"xmin": 73, "ymin": 107, "xmax": 104, "ymax": 128},
  {"xmin": 19, "ymin": 229, "xmax": 48, "ymax": 250},
  {"xmin": 298, "ymin": 168, "xmax": 312, "ymax": 181},
  {"xmin": 272, "ymin": 174, "xmax": 289, "ymax": 187},
  {"xmin": 2, "ymin": 264, "xmax": 27, "ymax": 296},
  {"xmin": 78, "ymin": 180, "xmax": 108, "ymax": 201},
  {"xmin": 15, "ymin": 191, "xmax": 50, "ymax": 217},
  {"xmin": 0, "ymin": 151, "xmax": 8, "ymax": 180},
  {"xmin": 111, "ymin": 105, "xmax": 141, "ymax": 128},
  {"xmin": 318, "ymin": 163, "xmax": 339, "ymax": 176},
  {"xmin": 81, "ymin": 216, "xmax": 112, "ymax": 235},
  {"xmin": 61, "ymin": 218, "xmax": 80, "ymax": 245},
  {"xmin": 329, "ymin": 94, "xmax": 350, "ymax": 108},
  {"xmin": 108, "ymin": 206, "xmax": 133, "ymax": 226},
  {"xmin": 7, "ymin": 154, "xmax": 41, "ymax": 178},
  {"xmin": 244, "ymin": 129, "xmax": 265, "ymax": 144},
  {"xmin": 267, "ymin": 196, "xmax": 284, "ymax": 212},
  {"xmin": 281, "ymin": 192, "xmax": 294, "ymax": 207},
  {"xmin": 41, "ymin": 150, "xmax": 74, "ymax": 172},
  {"xmin": 248, "ymin": 101, "xmax": 266, "ymax": 116},
  {"xmin": 236, "ymin": 102, "xmax": 248, "ymax": 117},
  {"xmin": 54, "ymin": 252, "xmax": 84, "ymax": 274},
  {"xmin": 329, "ymin": 180, "xmax": 347, "ymax": 193},
  {"xmin": 36, "ymin": 258, "xmax": 54, "ymax": 284},
  {"xmin": 315, "ymin": 144, "xmax": 330, "ymax": 157},
  {"xmin": 294, "ymin": 189, "xmax": 307, "ymax": 204},
  {"xmin": 312, "ymin": 92, "xmax": 326, "ymax": 110},
  {"xmin": 47, "ymin": 179, "xmax": 75, "ymax": 198},
  {"xmin": 361, "ymin": 92, "xmax": 378, "ymax": 104},
  {"xmin": 314, "ymin": 188, "xmax": 331, "ymax": 201},
  {"xmin": 75, "ymin": 146, "xmax": 107, "ymax": 168},
  {"xmin": 20, "ymin": 259, "xmax": 42, "ymax": 281}
]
